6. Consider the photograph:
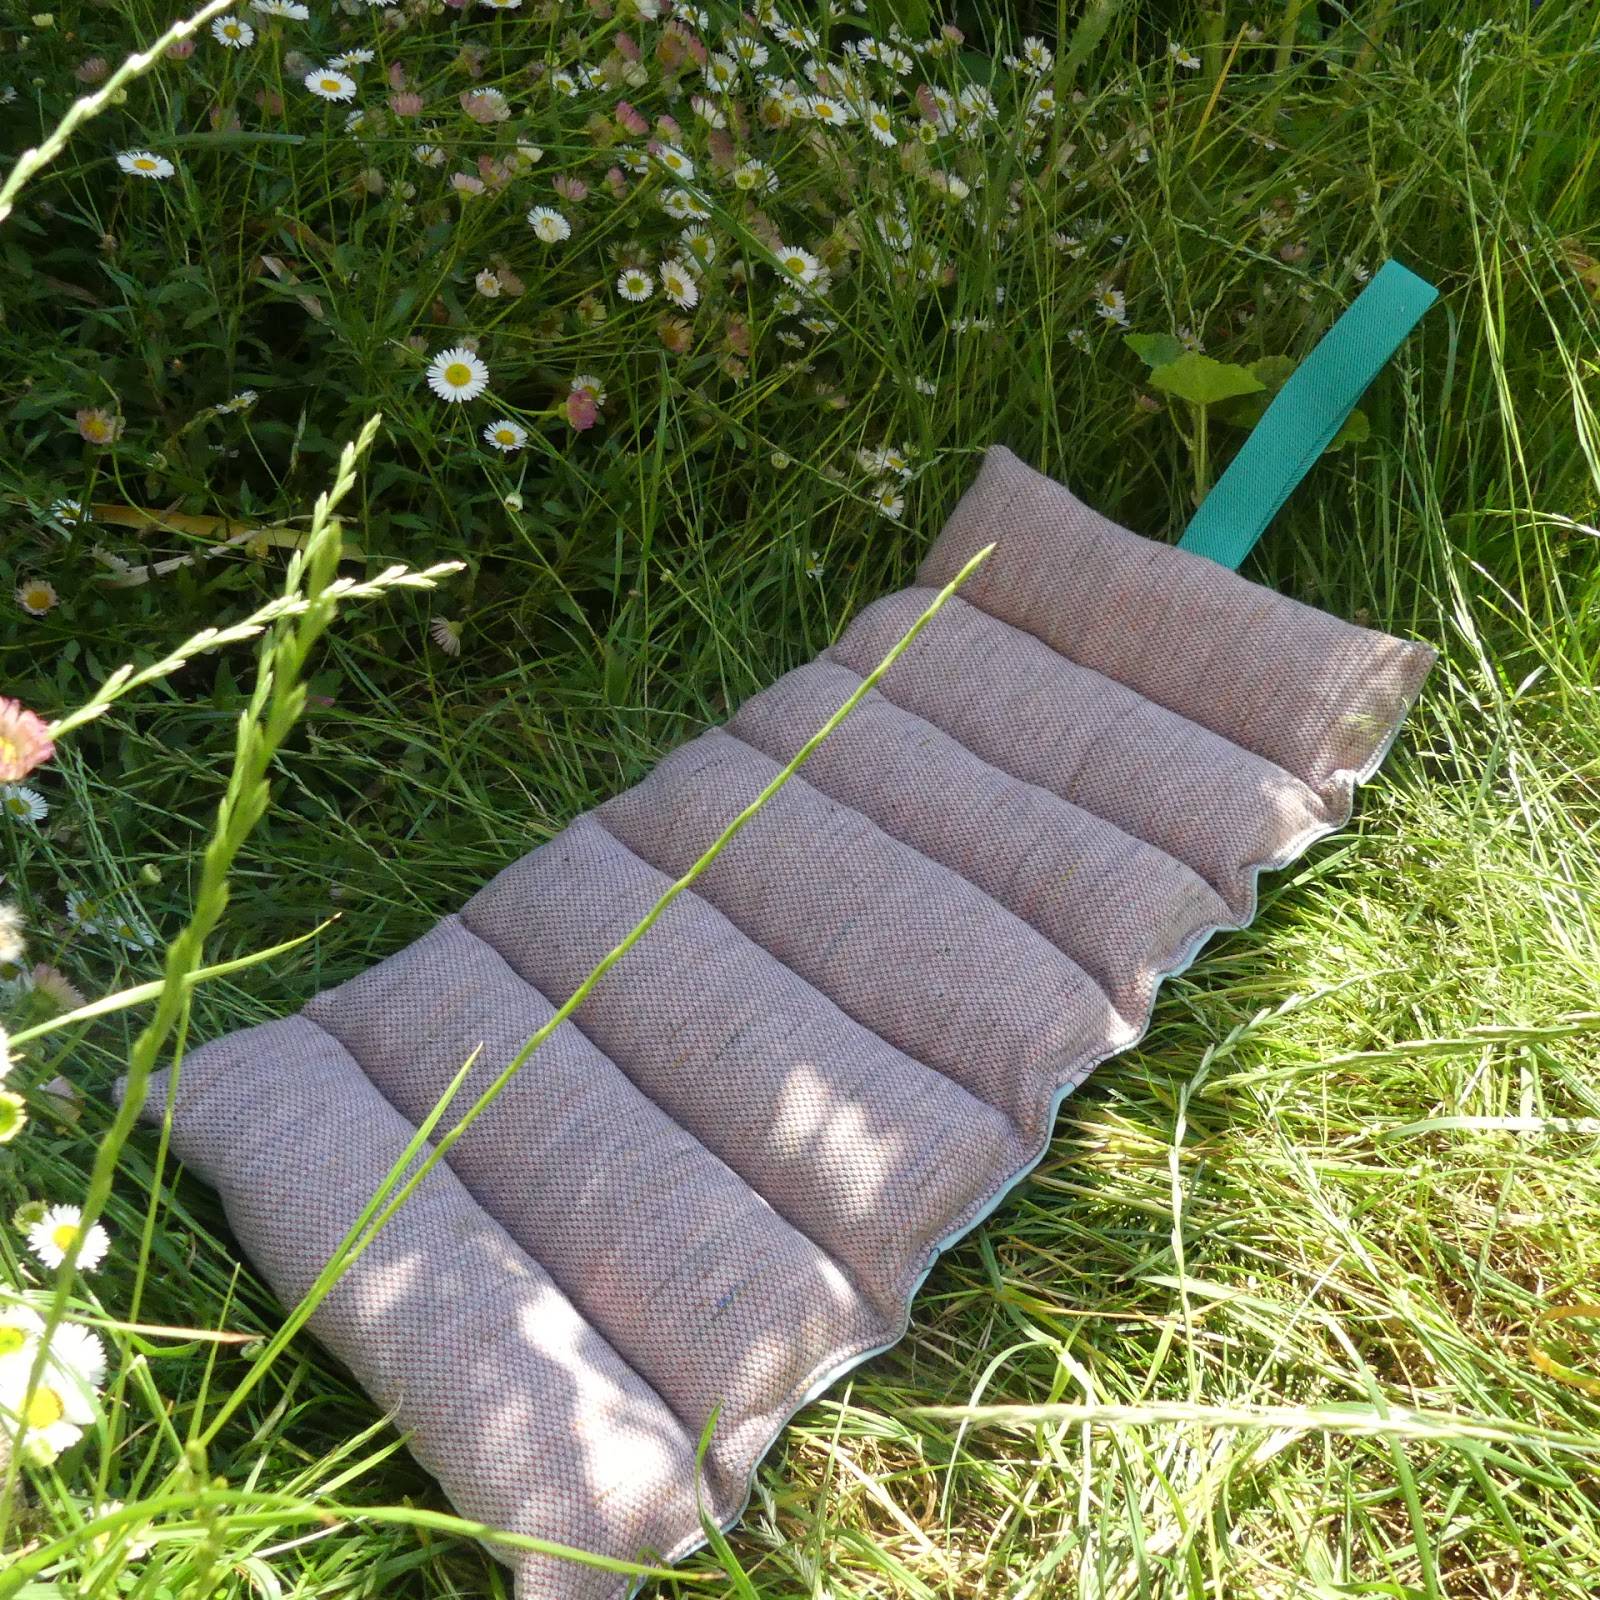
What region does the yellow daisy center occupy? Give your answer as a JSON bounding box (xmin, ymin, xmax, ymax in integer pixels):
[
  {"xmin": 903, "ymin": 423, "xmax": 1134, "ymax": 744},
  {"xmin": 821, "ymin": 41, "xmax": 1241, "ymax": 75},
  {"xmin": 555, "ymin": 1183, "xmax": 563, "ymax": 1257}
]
[
  {"xmin": 133, "ymin": 158, "xmax": 156, "ymax": 171},
  {"xmin": 85, "ymin": 419, "xmax": 109, "ymax": 439},
  {"xmin": 0, "ymin": 1327, "xmax": 27, "ymax": 1356},
  {"xmin": 0, "ymin": 734, "xmax": 19, "ymax": 764},
  {"xmin": 25, "ymin": 1386, "xmax": 65, "ymax": 1429},
  {"xmin": 495, "ymin": 429, "xmax": 515, "ymax": 444},
  {"xmin": 51, "ymin": 1222, "xmax": 80, "ymax": 1253},
  {"xmin": 320, "ymin": 78, "xmax": 340, "ymax": 92},
  {"xmin": 444, "ymin": 363, "xmax": 472, "ymax": 388}
]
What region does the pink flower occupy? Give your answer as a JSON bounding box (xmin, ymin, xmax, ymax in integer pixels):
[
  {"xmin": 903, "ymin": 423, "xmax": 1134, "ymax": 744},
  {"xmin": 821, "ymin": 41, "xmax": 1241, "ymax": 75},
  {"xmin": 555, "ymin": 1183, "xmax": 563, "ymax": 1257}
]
[
  {"xmin": 0, "ymin": 698, "xmax": 53, "ymax": 782},
  {"xmin": 655, "ymin": 113, "xmax": 682, "ymax": 141},
  {"xmin": 456, "ymin": 43, "xmax": 488, "ymax": 79},
  {"xmin": 255, "ymin": 88, "xmax": 285, "ymax": 115},
  {"xmin": 605, "ymin": 165, "xmax": 627, "ymax": 197},
  {"xmin": 616, "ymin": 99, "xmax": 648, "ymax": 136},
  {"xmin": 387, "ymin": 61, "xmax": 408, "ymax": 91},
  {"xmin": 389, "ymin": 92, "xmax": 424, "ymax": 117},
  {"xmin": 460, "ymin": 87, "xmax": 509, "ymax": 124},
  {"xmin": 476, "ymin": 153, "xmax": 514, "ymax": 189},
  {"xmin": 166, "ymin": 39, "xmax": 195, "ymax": 61},
  {"xmin": 553, "ymin": 174, "xmax": 588, "ymax": 202},
  {"xmin": 707, "ymin": 128, "xmax": 736, "ymax": 171},
  {"xmin": 74, "ymin": 57, "xmax": 109, "ymax": 85},
  {"xmin": 615, "ymin": 31, "xmax": 640, "ymax": 62},
  {"xmin": 451, "ymin": 173, "xmax": 486, "ymax": 195},
  {"xmin": 565, "ymin": 389, "xmax": 599, "ymax": 430}
]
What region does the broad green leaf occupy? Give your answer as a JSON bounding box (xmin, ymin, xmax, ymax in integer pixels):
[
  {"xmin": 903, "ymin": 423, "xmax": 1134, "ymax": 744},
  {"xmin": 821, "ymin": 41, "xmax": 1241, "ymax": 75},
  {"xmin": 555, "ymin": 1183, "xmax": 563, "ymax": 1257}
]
[
  {"xmin": 1124, "ymin": 332, "xmax": 1184, "ymax": 369},
  {"xmin": 1329, "ymin": 407, "xmax": 1371, "ymax": 448},
  {"xmin": 1249, "ymin": 354, "xmax": 1298, "ymax": 391},
  {"xmin": 1148, "ymin": 353, "xmax": 1266, "ymax": 406}
]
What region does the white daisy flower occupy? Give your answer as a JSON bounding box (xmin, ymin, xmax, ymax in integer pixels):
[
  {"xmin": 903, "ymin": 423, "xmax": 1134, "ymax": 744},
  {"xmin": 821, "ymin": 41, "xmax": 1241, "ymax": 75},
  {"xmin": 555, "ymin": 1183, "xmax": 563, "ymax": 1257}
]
[
  {"xmin": 1, "ymin": 786, "xmax": 46, "ymax": 825},
  {"xmin": 1093, "ymin": 284, "xmax": 1128, "ymax": 325},
  {"xmin": 413, "ymin": 143, "xmax": 446, "ymax": 167},
  {"xmin": 304, "ymin": 69, "xmax": 357, "ymax": 103},
  {"xmin": 872, "ymin": 482, "xmax": 905, "ymax": 520},
  {"xmin": 690, "ymin": 94, "xmax": 727, "ymax": 129},
  {"xmin": 474, "ymin": 268, "xmax": 502, "ymax": 298},
  {"xmin": 86, "ymin": 1501, "xmax": 153, "ymax": 1562},
  {"xmin": 0, "ymin": 1300, "xmax": 44, "ymax": 1370},
  {"xmin": 1169, "ymin": 41, "xmax": 1202, "ymax": 69},
  {"xmin": 652, "ymin": 143, "xmax": 695, "ymax": 180},
  {"xmin": 865, "ymin": 102, "xmax": 895, "ymax": 145},
  {"xmin": 482, "ymin": 418, "xmax": 527, "ymax": 453},
  {"xmin": 733, "ymin": 158, "xmax": 778, "ymax": 194},
  {"xmin": 426, "ymin": 347, "xmax": 490, "ymax": 403},
  {"xmin": 15, "ymin": 577, "xmax": 58, "ymax": 616},
  {"xmin": 678, "ymin": 226, "xmax": 716, "ymax": 271},
  {"xmin": 527, "ymin": 205, "xmax": 571, "ymax": 242},
  {"xmin": 659, "ymin": 186, "xmax": 711, "ymax": 220},
  {"xmin": 48, "ymin": 1322, "xmax": 108, "ymax": 1391},
  {"xmin": 65, "ymin": 890, "xmax": 103, "ymax": 934},
  {"xmin": 570, "ymin": 373, "xmax": 607, "ymax": 407},
  {"xmin": 807, "ymin": 95, "xmax": 848, "ymax": 126},
  {"xmin": 616, "ymin": 266, "xmax": 654, "ymax": 302},
  {"xmin": 702, "ymin": 53, "xmax": 737, "ymax": 92},
  {"xmin": 730, "ymin": 36, "xmax": 768, "ymax": 69},
  {"xmin": 211, "ymin": 16, "xmax": 254, "ymax": 47},
  {"xmin": 479, "ymin": 0, "xmax": 521, "ymax": 8},
  {"xmin": 252, "ymin": 0, "xmax": 311, "ymax": 14},
  {"xmin": 429, "ymin": 618, "xmax": 462, "ymax": 657},
  {"xmin": 105, "ymin": 906, "xmax": 154, "ymax": 950},
  {"xmin": 116, "ymin": 150, "xmax": 174, "ymax": 181},
  {"xmin": 773, "ymin": 243, "xmax": 821, "ymax": 285},
  {"xmin": 329, "ymin": 47, "xmax": 375, "ymax": 68},
  {"xmin": 1022, "ymin": 35, "xmax": 1053, "ymax": 71},
  {"xmin": 0, "ymin": 1367, "xmax": 95, "ymax": 1465},
  {"xmin": 27, "ymin": 1204, "xmax": 111, "ymax": 1272},
  {"xmin": 659, "ymin": 259, "xmax": 699, "ymax": 309}
]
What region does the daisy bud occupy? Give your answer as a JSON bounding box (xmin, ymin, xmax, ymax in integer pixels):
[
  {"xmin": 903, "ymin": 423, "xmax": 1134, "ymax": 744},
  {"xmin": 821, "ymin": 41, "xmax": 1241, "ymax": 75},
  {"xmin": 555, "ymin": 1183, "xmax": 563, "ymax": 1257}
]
[
  {"xmin": 165, "ymin": 39, "xmax": 194, "ymax": 60},
  {"xmin": 616, "ymin": 99, "xmax": 648, "ymax": 135},
  {"xmin": 614, "ymin": 30, "xmax": 639, "ymax": 62}
]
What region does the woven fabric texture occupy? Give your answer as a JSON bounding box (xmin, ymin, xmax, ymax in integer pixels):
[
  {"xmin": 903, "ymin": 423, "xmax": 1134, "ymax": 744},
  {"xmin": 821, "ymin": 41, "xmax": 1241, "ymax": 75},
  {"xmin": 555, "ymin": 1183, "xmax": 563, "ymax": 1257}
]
[{"xmin": 137, "ymin": 445, "xmax": 1435, "ymax": 1599}]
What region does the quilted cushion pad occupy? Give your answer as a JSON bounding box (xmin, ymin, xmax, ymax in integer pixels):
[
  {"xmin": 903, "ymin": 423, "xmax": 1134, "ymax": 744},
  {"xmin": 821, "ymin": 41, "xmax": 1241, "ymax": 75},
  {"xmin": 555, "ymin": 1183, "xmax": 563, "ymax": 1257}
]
[{"xmin": 137, "ymin": 446, "xmax": 1436, "ymax": 1598}]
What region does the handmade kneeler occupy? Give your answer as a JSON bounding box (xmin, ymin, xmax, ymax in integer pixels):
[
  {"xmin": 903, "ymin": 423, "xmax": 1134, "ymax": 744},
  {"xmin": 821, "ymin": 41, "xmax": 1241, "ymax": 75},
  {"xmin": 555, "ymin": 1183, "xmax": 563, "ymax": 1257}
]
[{"xmin": 139, "ymin": 266, "xmax": 1438, "ymax": 1597}]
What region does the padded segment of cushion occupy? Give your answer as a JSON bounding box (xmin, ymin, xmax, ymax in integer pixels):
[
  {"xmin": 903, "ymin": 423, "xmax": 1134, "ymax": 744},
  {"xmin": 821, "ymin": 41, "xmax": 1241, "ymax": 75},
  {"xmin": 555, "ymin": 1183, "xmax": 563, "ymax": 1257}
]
[
  {"xmin": 151, "ymin": 1014, "xmax": 710, "ymax": 1600},
  {"xmin": 135, "ymin": 448, "xmax": 1435, "ymax": 1600},
  {"xmin": 461, "ymin": 816, "xmax": 1026, "ymax": 1308},
  {"xmin": 728, "ymin": 658, "xmax": 1233, "ymax": 1023},
  {"xmin": 596, "ymin": 730, "xmax": 1126, "ymax": 1143},
  {"xmin": 829, "ymin": 590, "xmax": 1333, "ymax": 917},
  {"xmin": 919, "ymin": 445, "xmax": 1433, "ymax": 804},
  {"xmin": 300, "ymin": 916, "xmax": 885, "ymax": 1496}
]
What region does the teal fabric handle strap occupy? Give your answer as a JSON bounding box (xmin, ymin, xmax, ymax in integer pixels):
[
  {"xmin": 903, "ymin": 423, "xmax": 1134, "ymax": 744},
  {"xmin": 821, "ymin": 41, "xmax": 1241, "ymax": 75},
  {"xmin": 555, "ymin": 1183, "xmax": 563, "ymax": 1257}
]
[{"xmin": 1176, "ymin": 259, "xmax": 1439, "ymax": 571}]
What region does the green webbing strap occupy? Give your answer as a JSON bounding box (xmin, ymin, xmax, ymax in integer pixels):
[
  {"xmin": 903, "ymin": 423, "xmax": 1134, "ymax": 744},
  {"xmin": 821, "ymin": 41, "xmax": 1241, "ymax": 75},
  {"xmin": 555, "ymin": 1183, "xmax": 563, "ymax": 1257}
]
[{"xmin": 1176, "ymin": 259, "xmax": 1438, "ymax": 571}]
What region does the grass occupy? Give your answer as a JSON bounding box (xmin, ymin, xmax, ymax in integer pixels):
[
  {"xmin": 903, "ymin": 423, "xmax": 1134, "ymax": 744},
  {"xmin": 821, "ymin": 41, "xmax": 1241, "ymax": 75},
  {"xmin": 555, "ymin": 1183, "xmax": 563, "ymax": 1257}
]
[{"xmin": 2, "ymin": 0, "xmax": 1599, "ymax": 1595}]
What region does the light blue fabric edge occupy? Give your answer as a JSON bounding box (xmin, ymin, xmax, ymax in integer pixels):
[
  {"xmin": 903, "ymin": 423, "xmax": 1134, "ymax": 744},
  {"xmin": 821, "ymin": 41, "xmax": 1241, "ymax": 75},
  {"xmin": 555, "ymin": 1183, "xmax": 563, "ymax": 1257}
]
[{"xmin": 628, "ymin": 681, "xmax": 1430, "ymax": 1589}]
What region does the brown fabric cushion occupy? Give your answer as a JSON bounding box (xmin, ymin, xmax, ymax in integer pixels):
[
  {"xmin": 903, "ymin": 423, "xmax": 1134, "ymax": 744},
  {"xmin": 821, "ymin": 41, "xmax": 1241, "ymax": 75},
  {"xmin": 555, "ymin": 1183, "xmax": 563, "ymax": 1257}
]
[{"xmin": 136, "ymin": 447, "xmax": 1435, "ymax": 1598}]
